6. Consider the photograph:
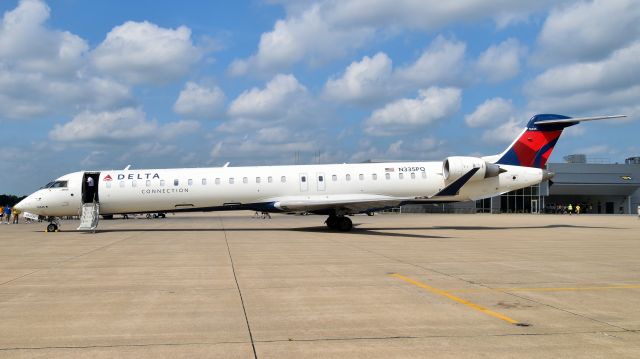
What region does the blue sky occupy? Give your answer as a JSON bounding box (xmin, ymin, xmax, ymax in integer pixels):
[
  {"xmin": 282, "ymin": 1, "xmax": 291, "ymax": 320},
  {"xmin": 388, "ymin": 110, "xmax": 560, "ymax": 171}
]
[{"xmin": 0, "ymin": 0, "xmax": 638, "ymax": 195}]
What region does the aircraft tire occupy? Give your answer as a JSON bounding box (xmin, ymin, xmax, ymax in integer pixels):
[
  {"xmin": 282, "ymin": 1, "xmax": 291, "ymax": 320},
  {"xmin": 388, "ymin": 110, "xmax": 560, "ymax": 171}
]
[
  {"xmin": 46, "ymin": 223, "xmax": 57, "ymax": 232},
  {"xmin": 337, "ymin": 216, "xmax": 353, "ymax": 232},
  {"xmin": 326, "ymin": 216, "xmax": 338, "ymax": 229}
]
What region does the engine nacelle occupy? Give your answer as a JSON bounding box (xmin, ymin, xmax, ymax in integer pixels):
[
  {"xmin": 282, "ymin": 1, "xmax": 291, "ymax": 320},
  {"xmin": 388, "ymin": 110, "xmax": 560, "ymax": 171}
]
[{"xmin": 443, "ymin": 156, "xmax": 502, "ymax": 181}]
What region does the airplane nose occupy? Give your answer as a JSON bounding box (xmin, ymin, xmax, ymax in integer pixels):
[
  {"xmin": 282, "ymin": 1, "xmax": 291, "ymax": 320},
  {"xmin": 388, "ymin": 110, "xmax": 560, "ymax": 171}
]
[{"xmin": 15, "ymin": 198, "xmax": 26, "ymax": 211}]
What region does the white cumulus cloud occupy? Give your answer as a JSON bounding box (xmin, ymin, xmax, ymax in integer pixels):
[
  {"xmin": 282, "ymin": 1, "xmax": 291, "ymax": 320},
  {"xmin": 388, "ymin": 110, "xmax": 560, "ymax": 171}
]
[
  {"xmin": 228, "ymin": 74, "xmax": 308, "ymax": 120},
  {"xmin": 325, "ymin": 0, "xmax": 569, "ymax": 30},
  {"xmin": 0, "ymin": 0, "xmax": 88, "ymax": 76},
  {"xmin": 535, "ymin": 0, "xmax": 640, "ymax": 65},
  {"xmin": 0, "ymin": 0, "xmax": 132, "ymax": 119},
  {"xmin": 481, "ymin": 119, "xmax": 524, "ymax": 144},
  {"xmin": 49, "ymin": 107, "xmax": 199, "ymax": 142},
  {"xmin": 364, "ymin": 87, "xmax": 461, "ymax": 136},
  {"xmin": 324, "ymin": 52, "xmax": 393, "ymax": 104},
  {"xmin": 324, "ymin": 37, "xmax": 469, "ymax": 106},
  {"xmin": 465, "ymin": 97, "xmax": 516, "ymax": 128},
  {"xmin": 173, "ymin": 82, "xmax": 226, "ymax": 119},
  {"xmin": 476, "ymin": 39, "xmax": 526, "ymax": 83},
  {"xmin": 92, "ymin": 21, "xmax": 201, "ymax": 84},
  {"xmin": 233, "ymin": 0, "xmax": 566, "ymax": 75},
  {"xmin": 526, "ymin": 41, "xmax": 640, "ymax": 114},
  {"xmin": 229, "ymin": 5, "xmax": 372, "ymax": 75},
  {"xmin": 395, "ymin": 36, "xmax": 467, "ymax": 87}
]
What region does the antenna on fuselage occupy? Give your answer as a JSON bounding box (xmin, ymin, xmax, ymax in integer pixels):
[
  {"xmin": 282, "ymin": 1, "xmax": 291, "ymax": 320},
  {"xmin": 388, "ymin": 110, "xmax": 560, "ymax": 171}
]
[
  {"xmin": 223, "ymin": 162, "xmax": 230, "ymax": 168},
  {"xmin": 124, "ymin": 165, "xmax": 131, "ymax": 170}
]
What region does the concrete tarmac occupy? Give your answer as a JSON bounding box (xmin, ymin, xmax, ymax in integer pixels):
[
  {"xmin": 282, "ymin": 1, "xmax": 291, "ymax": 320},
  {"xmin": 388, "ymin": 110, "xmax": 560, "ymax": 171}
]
[{"xmin": 1, "ymin": 212, "xmax": 639, "ymax": 358}]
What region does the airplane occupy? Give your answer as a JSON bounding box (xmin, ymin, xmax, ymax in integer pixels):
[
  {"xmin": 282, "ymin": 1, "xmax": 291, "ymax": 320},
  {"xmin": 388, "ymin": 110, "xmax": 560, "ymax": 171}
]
[{"xmin": 15, "ymin": 114, "xmax": 626, "ymax": 233}]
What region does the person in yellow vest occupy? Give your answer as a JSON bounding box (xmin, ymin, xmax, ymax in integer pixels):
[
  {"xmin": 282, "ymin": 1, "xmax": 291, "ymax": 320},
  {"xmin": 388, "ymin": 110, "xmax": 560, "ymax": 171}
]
[
  {"xmin": 575, "ymin": 204, "xmax": 581, "ymax": 215},
  {"xmin": 12, "ymin": 207, "xmax": 20, "ymax": 224},
  {"xmin": 567, "ymin": 203, "xmax": 573, "ymax": 215}
]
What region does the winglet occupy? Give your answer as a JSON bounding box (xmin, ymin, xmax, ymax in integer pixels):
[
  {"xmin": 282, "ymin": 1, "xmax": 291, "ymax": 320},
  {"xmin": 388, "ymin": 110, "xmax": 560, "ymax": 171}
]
[{"xmin": 432, "ymin": 167, "xmax": 480, "ymax": 197}]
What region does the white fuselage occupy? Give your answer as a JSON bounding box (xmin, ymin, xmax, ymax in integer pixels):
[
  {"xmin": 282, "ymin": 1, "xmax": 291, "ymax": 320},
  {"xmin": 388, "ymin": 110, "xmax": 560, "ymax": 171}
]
[{"xmin": 17, "ymin": 161, "xmax": 544, "ymax": 218}]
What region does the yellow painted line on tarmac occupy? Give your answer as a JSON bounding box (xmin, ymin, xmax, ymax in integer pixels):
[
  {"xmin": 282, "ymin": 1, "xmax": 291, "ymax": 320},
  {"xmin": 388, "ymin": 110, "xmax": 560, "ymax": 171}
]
[
  {"xmin": 450, "ymin": 284, "xmax": 640, "ymax": 293},
  {"xmin": 390, "ymin": 273, "xmax": 524, "ymax": 326}
]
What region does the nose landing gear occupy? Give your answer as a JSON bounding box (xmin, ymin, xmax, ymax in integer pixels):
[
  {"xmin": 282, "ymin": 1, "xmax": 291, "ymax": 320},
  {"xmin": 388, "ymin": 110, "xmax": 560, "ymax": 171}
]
[
  {"xmin": 46, "ymin": 217, "xmax": 60, "ymax": 232},
  {"xmin": 325, "ymin": 215, "xmax": 353, "ymax": 232}
]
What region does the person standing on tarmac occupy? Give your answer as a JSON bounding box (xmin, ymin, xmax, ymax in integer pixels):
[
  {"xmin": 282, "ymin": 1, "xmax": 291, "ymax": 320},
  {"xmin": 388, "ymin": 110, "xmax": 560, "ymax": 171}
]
[
  {"xmin": 12, "ymin": 207, "xmax": 20, "ymax": 224},
  {"xmin": 3, "ymin": 205, "xmax": 11, "ymax": 223},
  {"xmin": 567, "ymin": 203, "xmax": 573, "ymax": 215}
]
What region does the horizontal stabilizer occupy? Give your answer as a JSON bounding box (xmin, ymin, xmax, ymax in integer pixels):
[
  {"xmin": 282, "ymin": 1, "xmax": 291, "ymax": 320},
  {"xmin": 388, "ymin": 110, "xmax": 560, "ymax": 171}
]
[
  {"xmin": 534, "ymin": 115, "xmax": 626, "ymax": 125},
  {"xmin": 433, "ymin": 167, "xmax": 480, "ymax": 197}
]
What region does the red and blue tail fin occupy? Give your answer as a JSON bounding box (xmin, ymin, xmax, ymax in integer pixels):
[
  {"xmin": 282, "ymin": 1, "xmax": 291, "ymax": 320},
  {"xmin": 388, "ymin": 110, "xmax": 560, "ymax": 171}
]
[{"xmin": 491, "ymin": 114, "xmax": 625, "ymax": 169}]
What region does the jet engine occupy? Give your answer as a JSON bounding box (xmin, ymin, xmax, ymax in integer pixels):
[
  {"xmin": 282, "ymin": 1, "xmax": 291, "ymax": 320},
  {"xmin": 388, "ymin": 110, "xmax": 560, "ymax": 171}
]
[{"xmin": 443, "ymin": 156, "xmax": 503, "ymax": 181}]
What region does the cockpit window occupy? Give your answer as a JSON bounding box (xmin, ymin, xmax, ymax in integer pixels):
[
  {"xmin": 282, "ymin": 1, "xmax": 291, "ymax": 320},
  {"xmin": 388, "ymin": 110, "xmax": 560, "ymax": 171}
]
[
  {"xmin": 41, "ymin": 181, "xmax": 55, "ymax": 189},
  {"xmin": 50, "ymin": 181, "xmax": 68, "ymax": 188}
]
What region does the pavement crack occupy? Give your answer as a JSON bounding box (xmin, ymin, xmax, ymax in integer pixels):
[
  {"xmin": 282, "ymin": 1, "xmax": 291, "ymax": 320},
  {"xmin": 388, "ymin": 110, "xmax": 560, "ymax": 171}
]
[
  {"xmin": 252, "ymin": 329, "xmax": 632, "ymax": 344},
  {"xmin": 219, "ymin": 216, "xmax": 258, "ymax": 359}
]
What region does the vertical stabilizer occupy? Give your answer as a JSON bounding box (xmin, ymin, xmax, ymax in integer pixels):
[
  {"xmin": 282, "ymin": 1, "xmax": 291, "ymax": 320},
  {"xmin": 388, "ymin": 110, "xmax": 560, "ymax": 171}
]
[{"xmin": 486, "ymin": 114, "xmax": 625, "ymax": 169}]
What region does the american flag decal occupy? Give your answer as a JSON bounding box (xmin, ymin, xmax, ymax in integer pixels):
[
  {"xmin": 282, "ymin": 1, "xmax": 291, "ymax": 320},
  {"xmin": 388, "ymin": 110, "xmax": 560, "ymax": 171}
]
[{"xmin": 385, "ymin": 168, "xmax": 395, "ymax": 172}]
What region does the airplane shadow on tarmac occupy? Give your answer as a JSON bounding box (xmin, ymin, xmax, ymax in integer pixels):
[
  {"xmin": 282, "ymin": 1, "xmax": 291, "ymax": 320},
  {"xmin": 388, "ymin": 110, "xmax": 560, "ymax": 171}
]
[
  {"xmin": 43, "ymin": 223, "xmax": 623, "ymax": 239},
  {"xmin": 54, "ymin": 226, "xmax": 450, "ymax": 239},
  {"xmin": 428, "ymin": 224, "xmax": 624, "ymax": 230}
]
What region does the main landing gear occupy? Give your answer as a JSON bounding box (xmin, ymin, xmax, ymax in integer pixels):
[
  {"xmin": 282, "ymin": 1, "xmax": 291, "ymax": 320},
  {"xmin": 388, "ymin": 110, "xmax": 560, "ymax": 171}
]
[
  {"xmin": 325, "ymin": 215, "xmax": 353, "ymax": 232},
  {"xmin": 46, "ymin": 217, "xmax": 60, "ymax": 232}
]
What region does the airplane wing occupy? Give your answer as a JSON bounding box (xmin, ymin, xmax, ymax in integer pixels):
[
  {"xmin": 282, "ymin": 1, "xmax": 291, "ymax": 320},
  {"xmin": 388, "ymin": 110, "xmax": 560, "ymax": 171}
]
[{"xmin": 272, "ymin": 194, "xmax": 404, "ymax": 213}]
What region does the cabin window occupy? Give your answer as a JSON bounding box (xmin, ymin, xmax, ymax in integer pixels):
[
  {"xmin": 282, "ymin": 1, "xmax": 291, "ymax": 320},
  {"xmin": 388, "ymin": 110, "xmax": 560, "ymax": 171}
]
[
  {"xmin": 229, "ymin": 178, "xmax": 234, "ymax": 184},
  {"xmin": 268, "ymin": 176, "xmax": 273, "ymax": 183},
  {"xmin": 106, "ymin": 182, "xmax": 111, "ymax": 188},
  {"xmin": 202, "ymin": 178, "xmax": 207, "ymax": 185},
  {"xmin": 281, "ymin": 176, "xmax": 286, "ymax": 183},
  {"xmin": 385, "ymin": 173, "xmax": 391, "ymax": 180},
  {"xmin": 318, "ymin": 175, "xmax": 324, "ymax": 182},
  {"xmin": 346, "ymin": 174, "xmax": 351, "ymax": 181},
  {"xmin": 399, "ymin": 173, "xmax": 404, "ymax": 180},
  {"xmin": 215, "ymin": 178, "xmax": 220, "ymax": 185},
  {"xmin": 188, "ymin": 179, "xmax": 193, "ymax": 186},
  {"xmin": 332, "ymin": 174, "xmax": 337, "ymax": 181},
  {"xmin": 132, "ymin": 180, "xmax": 137, "ymax": 188},
  {"xmin": 174, "ymin": 179, "xmax": 179, "ymax": 186},
  {"xmin": 146, "ymin": 180, "xmax": 151, "ymax": 187},
  {"xmin": 160, "ymin": 180, "xmax": 165, "ymax": 187},
  {"xmin": 119, "ymin": 181, "xmax": 125, "ymax": 188},
  {"xmin": 411, "ymin": 173, "xmax": 416, "ymax": 180},
  {"xmin": 243, "ymin": 177, "xmax": 248, "ymax": 184},
  {"xmin": 301, "ymin": 176, "xmax": 306, "ymax": 182},
  {"xmin": 256, "ymin": 177, "xmax": 261, "ymax": 184},
  {"xmin": 372, "ymin": 173, "xmax": 377, "ymax": 180},
  {"xmin": 422, "ymin": 172, "xmax": 427, "ymax": 179},
  {"xmin": 359, "ymin": 174, "xmax": 364, "ymax": 180}
]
